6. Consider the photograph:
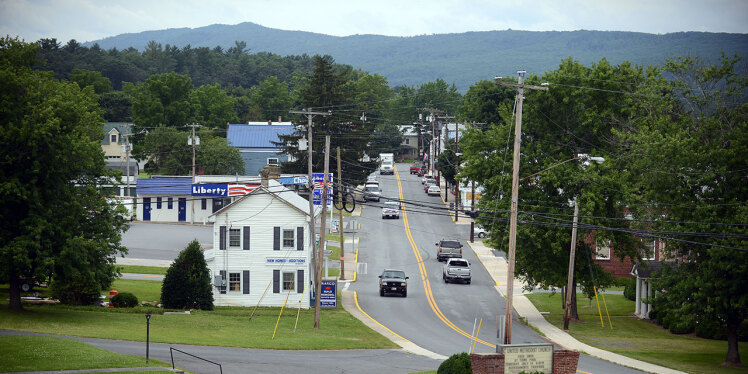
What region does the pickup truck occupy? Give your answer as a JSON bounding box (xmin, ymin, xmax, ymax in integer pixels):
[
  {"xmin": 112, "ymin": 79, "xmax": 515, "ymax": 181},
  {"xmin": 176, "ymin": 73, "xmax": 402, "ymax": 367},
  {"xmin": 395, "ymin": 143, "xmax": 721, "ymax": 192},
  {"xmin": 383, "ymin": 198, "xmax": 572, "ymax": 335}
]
[
  {"xmin": 435, "ymin": 239, "xmax": 463, "ymax": 262},
  {"xmin": 443, "ymin": 258, "xmax": 471, "ymax": 284},
  {"xmin": 410, "ymin": 162, "xmax": 422, "ymax": 174}
]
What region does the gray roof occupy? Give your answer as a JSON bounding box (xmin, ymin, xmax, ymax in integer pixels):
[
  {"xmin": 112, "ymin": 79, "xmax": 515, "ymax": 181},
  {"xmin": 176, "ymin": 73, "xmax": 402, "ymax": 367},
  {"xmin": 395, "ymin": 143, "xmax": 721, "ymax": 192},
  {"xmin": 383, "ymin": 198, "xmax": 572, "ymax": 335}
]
[
  {"xmin": 105, "ymin": 161, "xmax": 138, "ymax": 175},
  {"xmin": 631, "ymin": 260, "xmax": 679, "ymax": 279},
  {"xmin": 101, "ymin": 122, "xmax": 129, "ymax": 145}
]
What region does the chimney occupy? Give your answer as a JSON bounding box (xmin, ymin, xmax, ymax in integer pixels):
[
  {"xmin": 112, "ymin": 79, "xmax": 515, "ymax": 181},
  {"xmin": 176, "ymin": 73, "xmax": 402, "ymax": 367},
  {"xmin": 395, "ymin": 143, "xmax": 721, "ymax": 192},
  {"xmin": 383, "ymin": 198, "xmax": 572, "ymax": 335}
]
[{"xmin": 259, "ymin": 166, "xmax": 281, "ymax": 187}]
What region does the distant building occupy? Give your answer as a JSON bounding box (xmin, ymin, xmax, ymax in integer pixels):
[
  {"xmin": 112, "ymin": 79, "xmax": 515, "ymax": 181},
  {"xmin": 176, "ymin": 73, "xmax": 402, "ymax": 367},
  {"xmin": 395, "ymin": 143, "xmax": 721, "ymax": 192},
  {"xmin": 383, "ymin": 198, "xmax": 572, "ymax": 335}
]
[
  {"xmin": 227, "ymin": 121, "xmax": 296, "ymax": 176},
  {"xmin": 101, "ymin": 122, "xmax": 132, "ymax": 161},
  {"xmin": 399, "ymin": 124, "xmax": 420, "ymax": 160}
]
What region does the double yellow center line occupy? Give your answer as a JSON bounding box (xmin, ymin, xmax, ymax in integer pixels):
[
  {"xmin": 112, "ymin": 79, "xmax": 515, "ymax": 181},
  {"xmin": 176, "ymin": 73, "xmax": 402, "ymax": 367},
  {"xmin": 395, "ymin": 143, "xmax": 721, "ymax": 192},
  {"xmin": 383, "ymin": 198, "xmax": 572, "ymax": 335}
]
[{"xmin": 395, "ymin": 167, "xmax": 495, "ymax": 349}]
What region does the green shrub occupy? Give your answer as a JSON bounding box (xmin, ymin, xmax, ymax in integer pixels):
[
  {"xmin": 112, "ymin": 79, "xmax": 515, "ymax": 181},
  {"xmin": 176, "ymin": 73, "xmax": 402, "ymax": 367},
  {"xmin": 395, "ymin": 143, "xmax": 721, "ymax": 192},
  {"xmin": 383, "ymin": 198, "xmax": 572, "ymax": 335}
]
[
  {"xmin": 161, "ymin": 239, "xmax": 214, "ymax": 310},
  {"xmin": 694, "ymin": 318, "xmax": 726, "ymax": 340},
  {"xmin": 740, "ymin": 320, "xmax": 748, "ymax": 342},
  {"xmin": 623, "ymin": 277, "xmax": 636, "ymax": 301},
  {"xmin": 669, "ymin": 315, "xmax": 695, "ymax": 334},
  {"xmin": 111, "ymin": 292, "xmax": 138, "ymax": 308},
  {"xmin": 437, "ymin": 352, "xmax": 471, "ymax": 374},
  {"xmin": 51, "ymin": 277, "xmax": 102, "ymax": 306}
]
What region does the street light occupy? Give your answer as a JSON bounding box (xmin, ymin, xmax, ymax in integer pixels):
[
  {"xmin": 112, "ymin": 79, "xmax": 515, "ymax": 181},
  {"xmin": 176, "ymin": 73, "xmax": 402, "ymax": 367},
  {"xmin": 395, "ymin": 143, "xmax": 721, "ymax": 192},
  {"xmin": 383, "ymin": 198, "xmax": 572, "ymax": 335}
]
[
  {"xmin": 145, "ymin": 312, "xmax": 151, "ymax": 364},
  {"xmin": 563, "ymin": 154, "xmax": 604, "ymax": 330}
]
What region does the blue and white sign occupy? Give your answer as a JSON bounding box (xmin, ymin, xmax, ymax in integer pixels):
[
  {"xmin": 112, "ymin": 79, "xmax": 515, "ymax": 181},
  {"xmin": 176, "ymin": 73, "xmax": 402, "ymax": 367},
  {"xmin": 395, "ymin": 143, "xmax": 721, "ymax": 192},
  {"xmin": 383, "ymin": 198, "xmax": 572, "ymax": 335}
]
[
  {"xmin": 280, "ymin": 176, "xmax": 308, "ymax": 185},
  {"xmin": 320, "ymin": 279, "xmax": 337, "ymax": 308},
  {"xmin": 192, "ymin": 184, "xmax": 228, "ymax": 196},
  {"xmin": 266, "ymin": 257, "xmax": 306, "ymax": 265},
  {"xmin": 312, "ymin": 173, "xmax": 334, "ymax": 206}
]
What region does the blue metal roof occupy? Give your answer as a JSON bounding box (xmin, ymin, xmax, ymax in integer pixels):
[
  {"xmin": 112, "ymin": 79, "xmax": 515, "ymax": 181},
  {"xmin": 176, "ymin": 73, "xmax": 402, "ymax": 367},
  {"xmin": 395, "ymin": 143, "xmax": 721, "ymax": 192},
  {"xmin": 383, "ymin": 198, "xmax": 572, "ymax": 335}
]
[
  {"xmin": 227, "ymin": 124, "xmax": 296, "ymax": 148},
  {"xmin": 136, "ymin": 177, "xmax": 192, "ymax": 195}
]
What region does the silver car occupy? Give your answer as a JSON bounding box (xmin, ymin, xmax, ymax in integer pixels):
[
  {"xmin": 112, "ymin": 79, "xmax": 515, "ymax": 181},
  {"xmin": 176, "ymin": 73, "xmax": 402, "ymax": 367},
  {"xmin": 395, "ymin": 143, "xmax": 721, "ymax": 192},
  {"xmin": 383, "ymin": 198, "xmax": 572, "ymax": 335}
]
[{"xmin": 381, "ymin": 201, "xmax": 401, "ymax": 219}]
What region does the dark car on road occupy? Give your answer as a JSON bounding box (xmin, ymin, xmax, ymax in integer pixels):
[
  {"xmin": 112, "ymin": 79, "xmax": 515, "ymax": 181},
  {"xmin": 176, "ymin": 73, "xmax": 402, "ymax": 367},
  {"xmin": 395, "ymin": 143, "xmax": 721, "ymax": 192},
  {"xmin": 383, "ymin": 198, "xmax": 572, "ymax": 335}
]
[{"xmin": 379, "ymin": 269, "xmax": 409, "ymax": 297}]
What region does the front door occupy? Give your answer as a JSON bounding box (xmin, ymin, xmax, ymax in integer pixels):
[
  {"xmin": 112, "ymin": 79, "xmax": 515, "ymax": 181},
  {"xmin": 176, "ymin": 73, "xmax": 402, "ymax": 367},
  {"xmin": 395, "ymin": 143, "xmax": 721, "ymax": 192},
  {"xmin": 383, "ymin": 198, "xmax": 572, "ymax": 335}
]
[
  {"xmin": 178, "ymin": 198, "xmax": 186, "ymax": 222},
  {"xmin": 143, "ymin": 197, "xmax": 151, "ymax": 221}
]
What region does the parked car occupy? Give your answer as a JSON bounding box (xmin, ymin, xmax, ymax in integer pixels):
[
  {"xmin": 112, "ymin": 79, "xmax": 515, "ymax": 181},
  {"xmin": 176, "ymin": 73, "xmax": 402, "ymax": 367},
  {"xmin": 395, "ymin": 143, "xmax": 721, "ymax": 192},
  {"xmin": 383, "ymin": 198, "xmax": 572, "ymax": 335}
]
[
  {"xmin": 424, "ymin": 179, "xmax": 436, "ymax": 192},
  {"xmin": 443, "ymin": 258, "xmax": 471, "ymax": 284},
  {"xmin": 436, "ymin": 239, "xmax": 463, "ymax": 262},
  {"xmin": 379, "ymin": 269, "xmax": 408, "ymax": 297},
  {"xmin": 381, "ymin": 201, "xmax": 401, "ymax": 219},
  {"xmin": 427, "ymin": 185, "xmax": 441, "ymax": 196},
  {"xmin": 417, "ymin": 166, "xmax": 427, "ymax": 176},
  {"xmin": 410, "ymin": 162, "xmax": 423, "ymax": 174},
  {"xmin": 474, "ymin": 225, "xmax": 487, "ymax": 239},
  {"xmin": 421, "ymin": 174, "xmax": 434, "ymax": 185}
]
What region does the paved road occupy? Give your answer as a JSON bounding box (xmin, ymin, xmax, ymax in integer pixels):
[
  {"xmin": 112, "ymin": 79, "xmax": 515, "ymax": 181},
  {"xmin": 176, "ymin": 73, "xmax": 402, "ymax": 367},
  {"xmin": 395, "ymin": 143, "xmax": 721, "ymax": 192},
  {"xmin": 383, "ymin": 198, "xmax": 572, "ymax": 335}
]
[
  {"xmin": 121, "ymin": 222, "xmax": 212, "ymax": 260},
  {"xmin": 0, "ymin": 330, "xmax": 441, "ymax": 374},
  {"xmin": 349, "ymin": 164, "xmax": 644, "ymax": 374}
]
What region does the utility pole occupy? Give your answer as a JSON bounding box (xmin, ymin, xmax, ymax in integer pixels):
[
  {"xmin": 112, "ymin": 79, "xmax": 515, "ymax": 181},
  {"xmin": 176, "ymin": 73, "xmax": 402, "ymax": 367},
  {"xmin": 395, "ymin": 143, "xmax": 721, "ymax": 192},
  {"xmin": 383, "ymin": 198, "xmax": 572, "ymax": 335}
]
[
  {"xmin": 289, "ymin": 108, "xmax": 329, "ymax": 329},
  {"xmin": 317, "ymin": 136, "xmax": 331, "ymax": 328},
  {"xmin": 455, "ymin": 123, "xmax": 460, "ymax": 222},
  {"xmin": 187, "ymin": 123, "xmax": 201, "ymax": 224},
  {"xmin": 124, "ymin": 123, "xmax": 131, "ymax": 198},
  {"xmin": 337, "ymin": 146, "xmax": 345, "ymax": 280},
  {"xmin": 563, "ymin": 198, "xmax": 580, "ymax": 330},
  {"xmin": 495, "ymin": 71, "xmax": 548, "ymax": 345}
]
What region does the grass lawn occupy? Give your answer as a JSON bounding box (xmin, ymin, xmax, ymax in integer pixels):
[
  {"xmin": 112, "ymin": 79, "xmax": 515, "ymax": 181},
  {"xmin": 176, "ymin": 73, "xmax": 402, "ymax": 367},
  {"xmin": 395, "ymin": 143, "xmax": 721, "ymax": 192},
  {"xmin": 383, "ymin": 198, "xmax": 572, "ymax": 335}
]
[
  {"xmin": 109, "ymin": 279, "xmax": 163, "ymax": 303},
  {"xmin": 0, "ymin": 335, "xmax": 169, "ymax": 371},
  {"xmin": 526, "ymin": 292, "xmax": 748, "ymax": 374},
  {"xmin": 325, "ymin": 233, "xmax": 344, "ymax": 242},
  {"xmin": 0, "ymin": 288, "xmax": 396, "ymax": 350},
  {"xmin": 117, "ymin": 265, "xmax": 168, "ymax": 275},
  {"xmin": 327, "ymin": 244, "xmax": 341, "ymax": 260}
]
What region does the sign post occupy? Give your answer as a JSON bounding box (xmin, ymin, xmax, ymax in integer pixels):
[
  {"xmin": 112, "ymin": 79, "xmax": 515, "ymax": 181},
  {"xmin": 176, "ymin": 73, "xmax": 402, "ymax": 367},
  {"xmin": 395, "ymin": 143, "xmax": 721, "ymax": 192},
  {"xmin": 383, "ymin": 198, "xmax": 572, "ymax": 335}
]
[{"xmin": 320, "ymin": 279, "xmax": 337, "ymax": 308}]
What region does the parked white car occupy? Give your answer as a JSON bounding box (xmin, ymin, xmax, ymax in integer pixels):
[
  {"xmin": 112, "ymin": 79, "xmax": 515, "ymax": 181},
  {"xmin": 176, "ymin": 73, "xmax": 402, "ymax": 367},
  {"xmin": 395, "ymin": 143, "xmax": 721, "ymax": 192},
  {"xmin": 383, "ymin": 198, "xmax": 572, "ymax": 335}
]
[
  {"xmin": 427, "ymin": 185, "xmax": 441, "ymax": 196},
  {"xmin": 474, "ymin": 225, "xmax": 487, "ymax": 239}
]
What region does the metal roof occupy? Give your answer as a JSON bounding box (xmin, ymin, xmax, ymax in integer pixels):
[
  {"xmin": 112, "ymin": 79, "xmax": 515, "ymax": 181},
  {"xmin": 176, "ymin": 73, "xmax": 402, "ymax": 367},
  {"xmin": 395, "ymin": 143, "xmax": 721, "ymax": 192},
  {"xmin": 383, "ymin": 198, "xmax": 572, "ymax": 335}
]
[
  {"xmin": 136, "ymin": 177, "xmax": 192, "ymax": 195},
  {"xmin": 227, "ymin": 123, "xmax": 297, "ymax": 148}
]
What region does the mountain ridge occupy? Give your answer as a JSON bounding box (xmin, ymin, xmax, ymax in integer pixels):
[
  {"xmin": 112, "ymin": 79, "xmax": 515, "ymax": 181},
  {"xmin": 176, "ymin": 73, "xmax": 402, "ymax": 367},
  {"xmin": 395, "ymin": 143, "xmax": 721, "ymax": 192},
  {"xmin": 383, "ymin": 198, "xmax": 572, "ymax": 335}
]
[{"xmin": 84, "ymin": 22, "xmax": 748, "ymax": 91}]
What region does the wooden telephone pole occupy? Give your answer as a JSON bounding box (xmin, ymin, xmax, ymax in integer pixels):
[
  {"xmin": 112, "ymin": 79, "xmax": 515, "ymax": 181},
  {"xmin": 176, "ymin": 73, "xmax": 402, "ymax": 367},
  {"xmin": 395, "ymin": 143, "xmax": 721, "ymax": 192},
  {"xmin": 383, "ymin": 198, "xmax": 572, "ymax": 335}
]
[
  {"xmin": 495, "ymin": 71, "xmax": 548, "ymax": 345},
  {"xmin": 289, "ymin": 108, "xmax": 329, "ymax": 329}
]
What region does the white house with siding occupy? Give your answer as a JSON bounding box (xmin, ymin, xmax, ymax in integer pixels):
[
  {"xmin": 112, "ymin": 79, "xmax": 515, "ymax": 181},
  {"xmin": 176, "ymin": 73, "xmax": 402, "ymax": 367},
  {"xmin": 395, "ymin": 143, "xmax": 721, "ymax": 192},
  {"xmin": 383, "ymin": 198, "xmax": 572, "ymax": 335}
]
[{"xmin": 204, "ymin": 179, "xmax": 320, "ymax": 308}]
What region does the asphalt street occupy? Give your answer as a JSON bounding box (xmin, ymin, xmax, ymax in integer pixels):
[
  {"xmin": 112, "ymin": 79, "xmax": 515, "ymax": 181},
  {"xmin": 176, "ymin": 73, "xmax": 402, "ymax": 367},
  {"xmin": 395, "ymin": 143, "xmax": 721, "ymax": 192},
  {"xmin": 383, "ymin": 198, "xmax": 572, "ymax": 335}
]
[
  {"xmin": 348, "ymin": 164, "xmax": 644, "ymax": 374},
  {"xmin": 121, "ymin": 222, "xmax": 213, "ymax": 260}
]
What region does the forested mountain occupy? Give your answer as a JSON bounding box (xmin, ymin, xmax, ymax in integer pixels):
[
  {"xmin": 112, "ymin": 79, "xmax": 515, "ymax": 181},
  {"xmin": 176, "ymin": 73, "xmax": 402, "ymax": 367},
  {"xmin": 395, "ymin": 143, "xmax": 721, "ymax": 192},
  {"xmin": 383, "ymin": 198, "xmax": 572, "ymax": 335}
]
[{"xmin": 84, "ymin": 22, "xmax": 748, "ymax": 91}]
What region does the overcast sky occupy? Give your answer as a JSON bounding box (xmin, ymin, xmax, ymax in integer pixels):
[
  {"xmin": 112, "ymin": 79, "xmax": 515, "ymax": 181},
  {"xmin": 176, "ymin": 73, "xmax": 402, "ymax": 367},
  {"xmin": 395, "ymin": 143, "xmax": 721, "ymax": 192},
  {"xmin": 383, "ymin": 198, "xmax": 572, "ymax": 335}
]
[{"xmin": 1, "ymin": 0, "xmax": 746, "ymax": 43}]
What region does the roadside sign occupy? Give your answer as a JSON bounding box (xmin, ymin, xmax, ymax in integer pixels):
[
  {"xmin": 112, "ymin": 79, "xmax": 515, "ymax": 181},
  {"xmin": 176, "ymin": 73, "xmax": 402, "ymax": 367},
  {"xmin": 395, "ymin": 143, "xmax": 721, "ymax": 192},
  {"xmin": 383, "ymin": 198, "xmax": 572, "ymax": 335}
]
[
  {"xmin": 312, "ymin": 173, "xmax": 334, "ymax": 206},
  {"xmin": 320, "ymin": 279, "xmax": 337, "ymax": 308},
  {"xmin": 503, "ymin": 344, "xmax": 553, "ymax": 374}
]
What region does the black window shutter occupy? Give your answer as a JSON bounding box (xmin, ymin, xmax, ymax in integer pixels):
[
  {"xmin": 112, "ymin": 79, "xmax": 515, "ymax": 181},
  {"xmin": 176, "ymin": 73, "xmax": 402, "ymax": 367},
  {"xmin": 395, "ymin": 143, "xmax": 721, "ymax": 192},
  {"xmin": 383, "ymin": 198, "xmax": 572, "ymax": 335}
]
[
  {"xmin": 243, "ymin": 226, "xmax": 250, "ymax": 250},
  {"xmin": 219, "ymin": 270, "xmax": 226, "ymax": 294},
  {"xmin": 296, "ymin": 227, "xmax": 304, "ymax": 251},
  {"xmin": 242, "ymin": 270, "xmax": 250, "ymax": 294},
  {"xmin": 219, "ymin": 226, "xmax": 227, "ymax": 250},
  {"xmin": 273, "ymin": 270, "xmax": 280, "ymax": 293},
  {"xmin": 297, "ymin": 270, "xmax": 304, "ymax": 293},
  {"xmin": 273, "ymin": 227, "xmax": 280, "ymax": 251}
]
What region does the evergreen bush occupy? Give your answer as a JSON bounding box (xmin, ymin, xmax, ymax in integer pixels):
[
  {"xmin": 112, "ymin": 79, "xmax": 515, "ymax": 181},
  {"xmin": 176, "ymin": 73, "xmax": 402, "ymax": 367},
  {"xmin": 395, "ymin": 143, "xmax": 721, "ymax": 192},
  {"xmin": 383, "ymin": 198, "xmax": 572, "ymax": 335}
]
[
  {"xmin": 111, "ymin": 292, "xmax": 138, "ymax": 308},
  {"xmin": 160, "ymin": 239, "xmax": 214, "ymax": 310},
  {"xmin": 669, "ymin": 315, "xmax": 695, "ymax": 334},
  {"xmin": 437, "ymin": 352, "xmax": 471, "ymax": 374},
  {"xmin": 623, "ymin": 277, "xmax": 636, "ymax": 301}
]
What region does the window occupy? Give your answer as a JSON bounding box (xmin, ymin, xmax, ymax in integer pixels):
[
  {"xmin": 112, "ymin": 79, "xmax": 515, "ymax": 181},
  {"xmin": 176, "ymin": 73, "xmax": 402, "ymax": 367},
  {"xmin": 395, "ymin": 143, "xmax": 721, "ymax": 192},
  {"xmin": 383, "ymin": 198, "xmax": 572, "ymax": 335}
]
[
  {"xmin": 229, "ymin": 228, "xmax": 241, "ymax": 247},
  {"xmin": 405, "ymin": 138, "xmax": 410, "ymax": 145},
  {"xmin": 156, "ymin": 197, "xmax": 162, "ymax": 209},
  {"xmin": 229, "ymin": 272, "xmax": 241, "ymax": 291},
  {"xmin": 167, "ymin": 197, "xmax": 173, "ymax": 209},
  {"xmin": 201, "ymin": 198, "xmax": 207, "ymax": 210},
  {"xmin": 641, "ymin": 239, "xmax": 656, "ymax": 260},
  {"xmin": 282, "ymin": 229, "xmax": 295, "ymax": 248},
  {"xmin": 596, "ymin": 239, "xmax": 611, "ymax": 260},
  {"xmin": 111, "ymin": 134, "xmax": 117, "ymax": 143},
  {"xmin": 282, "ymin": 272, "xmax": 295, "ymax": 291},
  {"xmin": 267, "ymin": 158, "xmax": 279, "ymax": 166}
]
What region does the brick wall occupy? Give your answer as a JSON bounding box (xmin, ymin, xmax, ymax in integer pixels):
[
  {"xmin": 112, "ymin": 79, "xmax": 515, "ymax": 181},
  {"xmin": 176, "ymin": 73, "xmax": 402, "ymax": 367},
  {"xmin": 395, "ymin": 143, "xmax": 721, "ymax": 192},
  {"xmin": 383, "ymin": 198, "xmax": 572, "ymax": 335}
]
[{"xmin": 471, "ymin": 350, "xmax": 580, "ymax": 374}]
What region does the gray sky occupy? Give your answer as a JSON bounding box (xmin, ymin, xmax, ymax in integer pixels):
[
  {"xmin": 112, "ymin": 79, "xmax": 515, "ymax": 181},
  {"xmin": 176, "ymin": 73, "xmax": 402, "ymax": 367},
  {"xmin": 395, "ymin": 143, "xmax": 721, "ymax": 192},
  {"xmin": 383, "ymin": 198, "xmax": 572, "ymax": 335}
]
[{"xmin": 1, "ymin": 0, "xmax": 746, "ymax": 43}]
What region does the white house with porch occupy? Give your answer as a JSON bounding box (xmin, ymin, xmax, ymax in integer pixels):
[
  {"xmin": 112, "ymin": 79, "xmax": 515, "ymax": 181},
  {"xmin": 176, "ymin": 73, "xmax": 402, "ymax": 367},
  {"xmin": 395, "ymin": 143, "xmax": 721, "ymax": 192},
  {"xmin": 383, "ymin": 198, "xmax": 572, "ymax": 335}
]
[
  {"xmin": 630, "ymin": 261, "xmax": 676, "ymax": 319},
  {"xmin": 204, "ymin": 179, "xmax": 320, "ymax": 308}
]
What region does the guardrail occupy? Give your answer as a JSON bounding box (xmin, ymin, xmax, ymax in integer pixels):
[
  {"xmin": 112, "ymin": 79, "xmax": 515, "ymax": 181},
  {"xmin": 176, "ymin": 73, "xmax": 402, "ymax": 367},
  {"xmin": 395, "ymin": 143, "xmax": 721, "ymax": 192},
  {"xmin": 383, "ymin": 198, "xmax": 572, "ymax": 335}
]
[{"xmin": 170, "ymin": 347, "xmax": 222, "ymax": 374}]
